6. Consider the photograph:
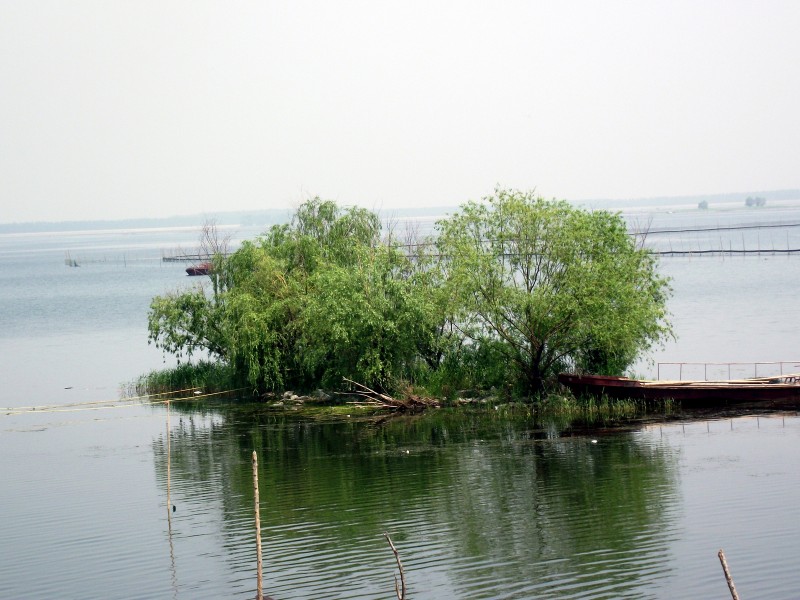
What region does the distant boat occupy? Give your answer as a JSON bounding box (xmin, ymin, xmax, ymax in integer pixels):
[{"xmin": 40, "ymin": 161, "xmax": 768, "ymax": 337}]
[
  {"xmin": 186, "ymin": 262, "xmax": 212, "ymax": 276},
  {"xmin": 558, "ymin": 373, "xmax": 800, "ymax": 406}
]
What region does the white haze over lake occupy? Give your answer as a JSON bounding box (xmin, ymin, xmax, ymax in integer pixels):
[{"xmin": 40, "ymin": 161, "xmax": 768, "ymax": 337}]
[{"xmin": 1, "ymin": 1, "xmax": 799, "ymax": 223}]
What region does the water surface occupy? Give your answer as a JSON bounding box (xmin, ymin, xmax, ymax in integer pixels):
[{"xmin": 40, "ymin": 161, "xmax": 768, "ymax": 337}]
[{"xmin": 1, "ymin": 214, "xmax": 800, "ymax": 598}]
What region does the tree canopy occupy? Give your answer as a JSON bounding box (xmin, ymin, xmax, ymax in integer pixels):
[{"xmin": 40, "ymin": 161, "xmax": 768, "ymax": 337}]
[
  {"xmin": 148, "ymin": 198, "xmax": 439, "ymax": 393},
  {"xmin": 745, "ymin": 196, "xmax": 766, "ymax": 207},
  {"xmin": 436, "ymin": 189, "xmax": 672, "ymax": 394},
  {"xmin": 148, "ymin": 191, "xmax": 672, "ymax": 399}
]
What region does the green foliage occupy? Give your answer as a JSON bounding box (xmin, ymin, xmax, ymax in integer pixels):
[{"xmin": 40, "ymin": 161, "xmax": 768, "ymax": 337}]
[
  {"xmin": 222, "ymin": 247, "xmax": 303, "ymax": 391},
  {"xmin": 299, "ymin": 244, "xmax": 436, "ymax": 390},
  {"xmin": 419, "ymin": 338, "xmax": 514, "ymax": 400},
  {"xmin": 147, "ymin": 190, "xmax": 672, "ymax": 401},
  {"xmin": 148, "ymin": 197, "xmax": 435, "ymax": 394},
  {"xmin": 147, "ymin": 287, "xmax": 227, "ymax": 359},
  {"xmin": 435, "ymin": 188, "xmax": 672, "ymax": 397}
]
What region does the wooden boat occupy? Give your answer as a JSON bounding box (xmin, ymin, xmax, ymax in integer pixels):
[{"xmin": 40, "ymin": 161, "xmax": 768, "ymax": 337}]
[
  {"xmin": 558, "ymin": 373, "xmax": 800, "ymax": 406},
  {"xmin": 186, "ymin": 262, "xmax": 212, "ymax": 276}
]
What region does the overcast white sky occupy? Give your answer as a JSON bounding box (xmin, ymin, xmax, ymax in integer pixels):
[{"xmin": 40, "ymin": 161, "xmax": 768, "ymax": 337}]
[{"xmin": 1, "ymin": 1, "xmax": 799, "ymax": 223}]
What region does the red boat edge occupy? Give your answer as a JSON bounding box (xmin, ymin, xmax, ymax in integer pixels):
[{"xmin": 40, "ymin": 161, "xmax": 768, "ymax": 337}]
[
  {"xmin": 558, "ymin": 373, "xmax": 800, "ymax": 407},
  {"xmin": 186, "ymin": 262, "xmax": 212, "ymax": 276}
]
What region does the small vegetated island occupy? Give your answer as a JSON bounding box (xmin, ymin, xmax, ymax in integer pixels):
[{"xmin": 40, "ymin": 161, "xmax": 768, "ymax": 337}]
[{"xmin": 146, "ymin": 188, "xmax": 672, "ymax": 404}]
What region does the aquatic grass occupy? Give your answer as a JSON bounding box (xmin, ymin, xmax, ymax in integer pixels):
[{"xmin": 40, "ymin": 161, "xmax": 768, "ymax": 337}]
[
  {"xmin": 128, "ymin": 362, "xmax": 678, "ymax": 432},
  {"xmin": 130, "ymin": 360, "xmax": 239, "ymax": 397},
  {"xmin": 536, "ymin": 391, "xmax": 674, "ymax": 424}
]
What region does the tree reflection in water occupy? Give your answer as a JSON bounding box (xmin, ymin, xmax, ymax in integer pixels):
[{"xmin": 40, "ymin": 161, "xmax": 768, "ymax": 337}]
[{"xmin": 152, "ymin": 403, "xmax": 678, "ymax": 599}]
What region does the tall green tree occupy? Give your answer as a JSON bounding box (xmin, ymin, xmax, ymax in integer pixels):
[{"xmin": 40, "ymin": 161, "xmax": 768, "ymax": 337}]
[
  {"xmin": 148, "ymin": 198, "xmax": 436, "ymax": 393},
  {"xmin": 435, "ymin": 188, "xmax": 672, "ymax": 395}
]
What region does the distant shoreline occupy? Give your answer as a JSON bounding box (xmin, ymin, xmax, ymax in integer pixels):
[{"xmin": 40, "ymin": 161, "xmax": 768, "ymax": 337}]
[{"xmin": 2, "ymin": 189, "xmax": 799, "ymax": 234}]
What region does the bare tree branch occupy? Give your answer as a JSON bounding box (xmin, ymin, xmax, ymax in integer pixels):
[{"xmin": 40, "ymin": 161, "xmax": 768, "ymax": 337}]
[
  {"xmin": 199, "ymin": 218, "xmax": 232, "ymax": 259},
  {"xmin": 384, "ymin": 532, "xmax": 407, "ymax": 600},
  {"xmin": 339, "ymin": 379, "xmax": 439, "ymax": 411}
]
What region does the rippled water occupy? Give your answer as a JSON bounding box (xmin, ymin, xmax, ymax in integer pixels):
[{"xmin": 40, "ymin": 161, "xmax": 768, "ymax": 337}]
[
  {"xmin": 1, "ymin": 213, "xmax": 800, "ymax": 599},
  {"xmin": 4, "ymin": 404, "xmax": 800, "ymax": 599}
]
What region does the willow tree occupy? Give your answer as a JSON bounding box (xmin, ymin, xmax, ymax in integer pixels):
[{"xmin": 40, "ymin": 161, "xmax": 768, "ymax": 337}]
[
  {"xmin": 148, "ymin": 198, "xmax": 437, "ymax": 393},
  {"xmin": 299, "ymin": 243, "xmax": 437, "ymax": 390},
  {"xmin": 436, "ymin": 188, "xmax": 672, "ymax": 396}
]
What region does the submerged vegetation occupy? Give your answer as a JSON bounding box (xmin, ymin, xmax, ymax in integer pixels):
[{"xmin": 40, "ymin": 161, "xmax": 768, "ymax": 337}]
[{"xmin": 146, "ymin": 189, "xmax": 672, "ymax": 404}]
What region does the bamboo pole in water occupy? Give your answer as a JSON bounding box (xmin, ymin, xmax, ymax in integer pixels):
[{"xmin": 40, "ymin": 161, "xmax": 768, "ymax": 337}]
[
  {"xmin": 718, "ymin": 549, "xmax": 740, "ymax": 600},
  {"xmin": 166, "ymin": 399, "xmax": 171, "ymax": 515},
  {"xmin": 166, "ymin": 399, "xmax": 178, "ymax": 596},
  {"xmin": 253, "ymin": 451, "xmax": 264, "ymax": 600}
]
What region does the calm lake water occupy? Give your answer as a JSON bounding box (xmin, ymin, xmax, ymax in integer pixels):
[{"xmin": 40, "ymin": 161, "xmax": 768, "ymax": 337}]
[{"xmin": 1, "ymin": 208, "xmax": 800, "ymax": 599}]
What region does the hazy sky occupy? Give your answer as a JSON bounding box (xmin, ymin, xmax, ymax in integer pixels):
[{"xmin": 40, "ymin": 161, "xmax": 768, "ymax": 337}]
[{"xmin": 2, "ymin": 1, "xmax": 799, "ymax": 223}]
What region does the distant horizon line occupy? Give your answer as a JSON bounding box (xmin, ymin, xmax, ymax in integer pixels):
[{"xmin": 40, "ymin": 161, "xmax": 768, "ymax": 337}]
[{"xmin": 2, "ymin": 188, "xmax": 799, "ymax": 233}]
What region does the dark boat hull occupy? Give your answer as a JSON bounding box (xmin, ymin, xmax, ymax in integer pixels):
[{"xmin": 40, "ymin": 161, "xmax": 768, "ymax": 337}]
[
  {"xmin": 558, "ymin": 373, "xmax": 800, "ymax": 407},
  {"xmin": 186, "ymin": 262, "xmax": 212, "ymax": 276}
]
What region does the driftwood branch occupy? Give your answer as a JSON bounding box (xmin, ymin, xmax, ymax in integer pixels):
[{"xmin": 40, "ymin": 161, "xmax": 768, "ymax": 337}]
[
  {"xmin": 384, "ymin": 532, "xmax": 407, "ymax": 600},
  {"xmin": 340, "ymin": 379, "xmax": 439, "ymax": 411},
  {"xmin": 718, "ymin": 549, "xmax": 740, "ymax": 600},
  {"xmin": 343, "ymin": 379, "xmax": 397, "ymax": 405}
]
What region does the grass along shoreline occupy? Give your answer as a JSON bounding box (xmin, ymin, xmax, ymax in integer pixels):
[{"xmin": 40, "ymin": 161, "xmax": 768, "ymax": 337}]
[{"xmin": 129, "ymin": 361, "xmax": 673, "ymax": 423}]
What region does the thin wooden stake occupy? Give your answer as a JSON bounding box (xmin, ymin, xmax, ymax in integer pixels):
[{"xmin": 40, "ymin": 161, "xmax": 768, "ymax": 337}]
[
  {"xmin": 384, "ymin": 532, "xmax": 407, "ymax": 600},
  {"xmin": 166, "ymin": 399, "xmax": 171, "ymax": 517},
  {"xmin": 253, "ymin": 451, "xmax": 264, "ymax": 600},
  {"xmin": 718, "ymin": 549, "xmax": 740, "ymax": 600}
]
